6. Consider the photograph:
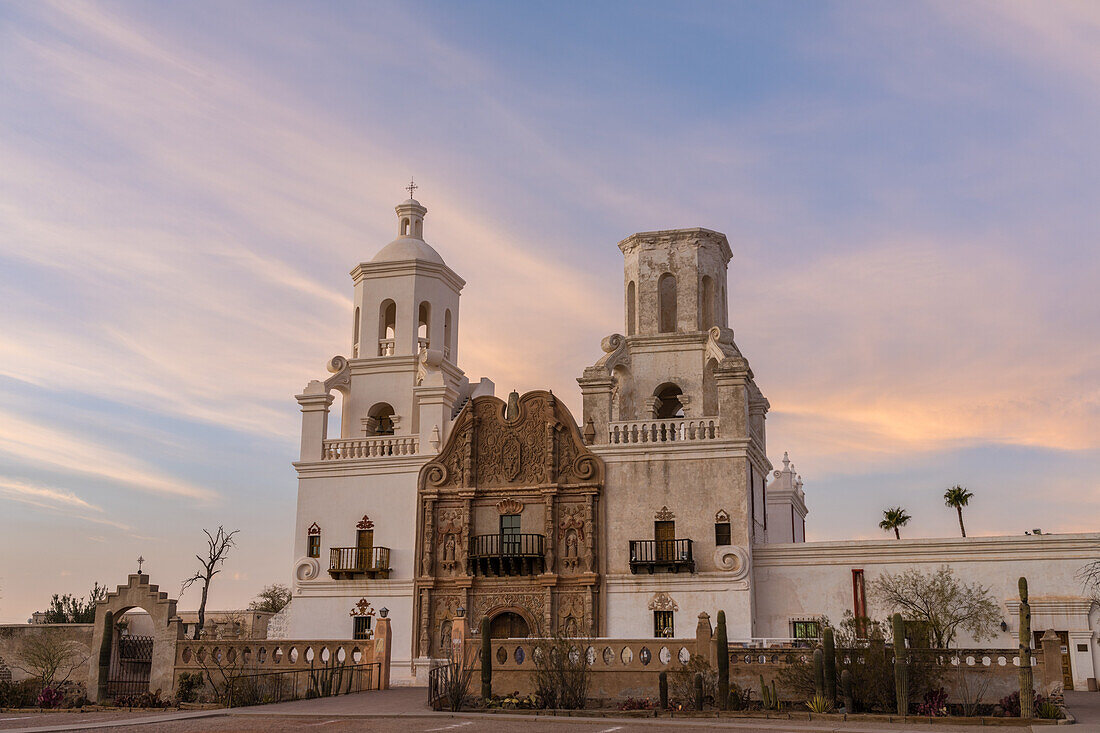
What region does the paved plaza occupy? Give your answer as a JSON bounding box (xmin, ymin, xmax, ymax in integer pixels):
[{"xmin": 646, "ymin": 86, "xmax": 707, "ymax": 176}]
[{"xmin": 3, "ymin": 687, "xmax": 1099, "ymax": 733}]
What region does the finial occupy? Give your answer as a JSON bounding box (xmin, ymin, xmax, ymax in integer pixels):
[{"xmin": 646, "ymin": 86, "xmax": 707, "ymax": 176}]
[
  {"xmin": 782, "ymin": 452, "xmax": 790, "ymax": 470},
  {"xmin": 405, "ymin": 177, "xmax": 418, "ymax": 200},
  {"xmin": 137, "ymin": 555, "xmax": 145, "ymax": 574}
]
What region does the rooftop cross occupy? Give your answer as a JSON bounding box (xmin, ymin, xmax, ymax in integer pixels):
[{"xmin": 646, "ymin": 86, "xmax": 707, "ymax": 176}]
[
  {"xmin": 137, "ymin": 555, "xmax": 145, "ymax": 573},
  {"xmin": 405, "ymin": 177, "xmax": 418, "ymax": 199}
]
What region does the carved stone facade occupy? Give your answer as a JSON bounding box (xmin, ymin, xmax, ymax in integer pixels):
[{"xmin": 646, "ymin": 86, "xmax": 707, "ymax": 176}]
[{"xmin": 413, "ymin": 390, "xmax": 603, "ymax": 657}]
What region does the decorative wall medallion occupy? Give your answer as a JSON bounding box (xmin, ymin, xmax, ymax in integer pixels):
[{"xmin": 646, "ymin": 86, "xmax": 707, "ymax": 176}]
[
  {"xmin": 294, "ymin": 557, "xmax": 320, "ymax": 582},
  {"xmin": 713, "ymin": 545, "xmax": 751, "ymax": 581},
  {"xmin": 714, "ymin": 509, "xmax": 730, "ymax": 523},
  {"xmin": 356, "ymin": 515, "xmax": 374, "ymax": 530},
  {"xmin": 655, "ymin": 506, "xmax": 675, "ymax": 522},
  {"xmin": 648, "ymin": 592, "xmax": 678, "ymax": 612},
  {"xmin": 496, "ymin": 498, "xmax": 523, "ymax": 515},
  {"xmin": 349, "ymin": 598, "xmax": 376, "ymax": 618},
  {"xmin": 500, "ymin": 434, "xmax": 522, "ymax": 480},
  {"xmin": 307, "ymin": 522, "xmax": 321, "ymax": 536}
]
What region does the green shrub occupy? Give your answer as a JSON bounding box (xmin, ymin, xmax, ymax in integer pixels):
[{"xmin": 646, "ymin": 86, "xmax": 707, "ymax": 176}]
[
  {"xmin": 1036, "ymin": 699, "xmax": 1064, "ymax": 720},
  {"xmin": 0, "ymin": 680, "xmax": 40, "ymax": 708},
  {"xmin": 175, "ymin": 672, "xmax": 203, "ymax": 703}
]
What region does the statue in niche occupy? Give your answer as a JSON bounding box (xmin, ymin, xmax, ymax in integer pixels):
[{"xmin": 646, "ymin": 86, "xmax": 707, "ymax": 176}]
[
  {"xmin": 440, "ymin": 619, "xmax": 452, "ymax": 656},
  {"xmin": 565, "ymin": 529, "xmax": 578, "ymax": 558},
  {"xmin": 563, "ymin": 615, "xmax": 579, "ymax": 637},
  {"xmin": 443, "ymin": 534, "xmax": 456, "ymax": 563}
]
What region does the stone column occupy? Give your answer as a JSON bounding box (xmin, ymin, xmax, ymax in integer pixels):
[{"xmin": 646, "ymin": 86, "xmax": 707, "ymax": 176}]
[
  {"xmin": 295, "ymin": 383, "xmax": 333, "ymax": 462},
  {"xmin": 543, "ymin": 491, "xmax": 557, "ymax": 572},
  {"xmin": 450, "ymin": 612, "xmax": 470, "ymax": 670},
  {"xmin": 1040, "ymin": 630, "xmax": 1064, "ymax": 698},
  {"xmin": 696, "ymin": 612, "xmax": 713, "ymax": 666},
  {"xmin": 578, "ymin": 373, "xmax": 613, "ymax": 445},
  {"xmin": 375, "ymin": 613, "xmax": 392, "ymax": 689}
]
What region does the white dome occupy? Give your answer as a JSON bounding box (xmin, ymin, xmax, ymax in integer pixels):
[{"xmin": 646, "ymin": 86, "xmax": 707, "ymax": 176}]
[{"xmin": 370, "ymin": 236, "xmax": 445, "ymax": 265}]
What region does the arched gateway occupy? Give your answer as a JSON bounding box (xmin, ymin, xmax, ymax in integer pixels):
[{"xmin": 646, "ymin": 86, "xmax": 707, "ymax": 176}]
[{"xmin": 88, "ymin": 573, "xmax": 182, "ymax": 702}]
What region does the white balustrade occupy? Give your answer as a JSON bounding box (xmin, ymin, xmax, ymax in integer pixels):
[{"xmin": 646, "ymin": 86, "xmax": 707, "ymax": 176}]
[
  {"xmin": 322, "ymin": 435, "xmax": 419, "ymax": 460},
  {"xmin": 377, "ymin": 339, "xmax": 395, "ymax": 356},
  {"xmin": 607, "ymin": 417, "xmax": 720, "ymax": 445},
  {"xmin": 417, "ymin": 337, "xmax": 430, "ymax": 353}
]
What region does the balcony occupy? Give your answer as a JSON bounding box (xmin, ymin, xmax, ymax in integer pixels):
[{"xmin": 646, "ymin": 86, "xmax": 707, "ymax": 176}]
[
  {"xmin": 321, "ymin": 436, "xmax": 418, "ymax": 460},
  {"xmin": 378, "ymin": 338, "xmax": 395, "ymax": 356},
  {"xmin": 608, "ymin": 418, "xmax": 719, "ymax": 445},
  {"xmin": 328, "ymin": 546, "xmax": 391, "ymax": 579},
  {"xmin": 629, "ymin": 539, "xmax": 695, "ymax": 574},
  {"xmin": 468, "ymin": 534, "xmax": 545, "ymax": 576}
]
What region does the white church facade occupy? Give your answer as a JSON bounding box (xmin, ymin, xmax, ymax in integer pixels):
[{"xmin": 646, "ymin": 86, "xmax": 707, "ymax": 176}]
[{"xmin": 279, "ymin": 194, "xmax": 1100, "ymax": 690}]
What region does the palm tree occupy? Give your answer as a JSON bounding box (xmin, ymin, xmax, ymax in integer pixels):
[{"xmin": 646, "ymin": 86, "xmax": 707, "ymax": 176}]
[
  {"xmin": 944, "ymin": 485, "xmax": 974, "ymax": 537},
  {"xmin": 879, "ymin": 507, "xmax": 911, "ymax": 539}
]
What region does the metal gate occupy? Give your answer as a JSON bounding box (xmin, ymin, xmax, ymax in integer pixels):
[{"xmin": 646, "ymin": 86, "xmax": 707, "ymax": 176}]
[{"xmin": 106, "ymin": 635, "xmax": 153, "ymax": 697}]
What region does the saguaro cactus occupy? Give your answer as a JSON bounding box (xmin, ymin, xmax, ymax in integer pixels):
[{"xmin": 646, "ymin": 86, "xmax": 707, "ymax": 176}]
[
  {"xmin": 480, "ymin": 616, "xmax": 492, "ymax": 701},
  {"xmin": 759, "ymin": 674, "xmax": 778, "ymax": 710},
  {"xmin": 812, "ymin": 648, "xmax": 825, "ymax": 698},
  {"xmin": 1019, "ymin": 577, "xmax": 1033, "ymax": 719},
  {"xmin": 840, "ymin": 669, "xmax": 853, "ymax": 712},
  {"xmin": 716, "ymin": 610, "xmax": 729, "ymax": 710},
  {"xmin": 823, "ymin": 627, "xmax": 836, "ymax": 706},
  {"xmin": 892, "ymin": 613, "xmax": 908, "ymax": 716},
  {"xmin": 658, "ymin": 671, "xmax": 669, "ymax": 709}
]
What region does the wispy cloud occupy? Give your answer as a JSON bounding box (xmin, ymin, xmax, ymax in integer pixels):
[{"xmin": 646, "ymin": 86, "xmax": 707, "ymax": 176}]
[
  {"xmin": 0, "ymin": 477, "xmax": 131, "ymax": 530},
  {"xmin": 0, "ymin": 412, "xmax": 216, "ymax": 501}
]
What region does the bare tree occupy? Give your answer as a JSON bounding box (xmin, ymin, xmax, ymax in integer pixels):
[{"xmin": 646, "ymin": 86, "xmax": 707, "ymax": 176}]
[
  {"xmin": 1078, "ymin": 560, "xmax": 1100, "ymax": 603},
  {"xmin": 870, "ymin": 565, "xmax": 999, "ymax": 648},
  {"xmin": 12, "ymin": 634, "xmax": 88, "ymax": 687},
  {"xmin": 181, "ymin": 526, "xmax": 239, "ymax": 640}
]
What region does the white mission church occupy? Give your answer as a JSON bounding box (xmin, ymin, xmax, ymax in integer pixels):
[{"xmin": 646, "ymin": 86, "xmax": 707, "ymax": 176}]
[{"xmin": 275, "ymin": 191, "xmax": 1100, "ymax": 689}]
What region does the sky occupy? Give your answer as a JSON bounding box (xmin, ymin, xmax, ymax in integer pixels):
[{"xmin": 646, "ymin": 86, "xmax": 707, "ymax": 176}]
[{"xmin": 0, "ymin": 0, "xmax": 1098, "ymax": 623}]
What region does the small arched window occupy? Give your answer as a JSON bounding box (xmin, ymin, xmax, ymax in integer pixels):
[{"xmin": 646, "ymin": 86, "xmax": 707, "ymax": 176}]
[
  {"xmin": 401, "ymin": 218, "xmax": 410, "ymax": 236},
  {"xmin": 417, "ymin": 302, "xmax": 431, "ymax": 350},
  {"xmin": 626, "ymin": 281, "xmax": 636, "ymax": 336},
  {"xmin": 700, "ymin": 276, "xmax": 714, "ymax": 330},
  {"xmin": 413, "ymin": 219, "xmax": 423, "ymax": 237},
  {"xmin": 307, "ymin": 523, "xmax": 321, "ymax": 558},
  {"xmin": 367, "ymin": 402, "xmax": 396, "ymax": 436},
  {"xmin": 654, "ymin": 383, "xmax": 684, "ymax": 419},
  {"xmin": 658, "ymin": 273, "xmax": 677, "ymax": 333},
  {"xmin": 378, "ymin": 300, "xmax": 396, "ymax": 355},
  {"xmin": 443, "ymin": 309, "xmax": 453, "ymax": 359},
  {"xmin": 352, "ymin": 307, "xmax": 361, "ymax": 357}
]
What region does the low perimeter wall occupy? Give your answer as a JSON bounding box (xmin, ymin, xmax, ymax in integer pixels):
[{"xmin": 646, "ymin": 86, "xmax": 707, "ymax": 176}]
[
  {"xmin": 474, "ymin": 636, "xmax": 1055, "ymax": 705},
  {"xmin": 173, "ymin": 635, "xmax": 387, "ymax": 697},
  {"xmin": 0, "ymin": 624, "xmax": 94, "ymax": 685},
  {"xmin": 480, "ymin": 637, "xmax": 706, "ymax": 700}
]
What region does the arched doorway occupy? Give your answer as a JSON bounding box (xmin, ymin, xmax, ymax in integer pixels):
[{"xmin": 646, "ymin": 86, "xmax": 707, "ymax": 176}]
[
  {"xmin": 488, "ymin": 611, "xmax": 530, "ymax": 639},
  {"xmin": 106, "ymin": 608, "xmax": 154, "ymax": 696}
]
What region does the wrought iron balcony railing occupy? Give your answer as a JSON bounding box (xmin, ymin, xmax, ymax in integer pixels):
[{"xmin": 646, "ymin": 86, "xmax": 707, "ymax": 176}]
[
  {"xmin": 328, "ymin": 546, "xmax": 391, "ymax": 579},
  {"xmin": 629, "ymin": 538, "xmax": 695, "ymax": 574},
  {"xmin": 468, "ymin": 533, "xmax": 545, "ymax": 576}
]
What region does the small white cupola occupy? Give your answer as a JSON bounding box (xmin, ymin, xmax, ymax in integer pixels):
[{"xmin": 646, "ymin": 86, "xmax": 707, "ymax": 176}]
[
  {"xmin": 371, "ymin": 180, "xmax": 445, "ymax": 265},
  {"xmin": 396, "ymin": 178, "xmax": 426, "ymax": 239}
]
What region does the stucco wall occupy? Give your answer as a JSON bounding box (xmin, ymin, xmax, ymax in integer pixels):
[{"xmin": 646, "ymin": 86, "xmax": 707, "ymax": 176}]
[
  {"xmin": 0, "ymin": 624, "xmax": 93, "ymax": 684},
  {"xmin": 597, "ymin": 446, "xmax": 754, "ymax": 639},
  {"xmin": 290, "ymin": 461, "xmax": 423, "ymax": 677},
  {"xmin": 752, "ymin": 533, "xmax": 1100, "ymax": 688}
]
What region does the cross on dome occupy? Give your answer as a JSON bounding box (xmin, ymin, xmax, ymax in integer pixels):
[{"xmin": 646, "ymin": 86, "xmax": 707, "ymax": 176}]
[{"xmin": 405, "ymin": 177, "xmax": 418, "ymax": 200}]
